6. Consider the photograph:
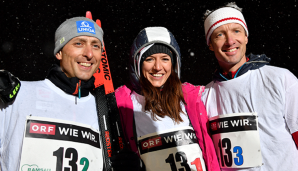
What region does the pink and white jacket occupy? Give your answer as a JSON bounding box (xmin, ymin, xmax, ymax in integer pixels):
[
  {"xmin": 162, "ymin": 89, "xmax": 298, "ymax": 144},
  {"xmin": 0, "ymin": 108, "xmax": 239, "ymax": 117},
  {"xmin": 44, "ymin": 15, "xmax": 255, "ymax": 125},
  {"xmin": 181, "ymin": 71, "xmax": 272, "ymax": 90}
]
[{"xmin": 115, "ymin": 82, "xmax": 220, "ymax": 171}]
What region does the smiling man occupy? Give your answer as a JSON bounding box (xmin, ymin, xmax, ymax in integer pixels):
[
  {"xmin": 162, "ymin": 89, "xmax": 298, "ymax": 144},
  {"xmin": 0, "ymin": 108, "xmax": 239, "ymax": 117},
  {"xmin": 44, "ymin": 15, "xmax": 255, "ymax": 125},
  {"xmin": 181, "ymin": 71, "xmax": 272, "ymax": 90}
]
[
  {"xmin": 201, "ymin": 2, "xmax": 298, "ymax": 171},
  {"xmin": 0, "ymin": 17, "xmax": 106, "ymax": 170}
]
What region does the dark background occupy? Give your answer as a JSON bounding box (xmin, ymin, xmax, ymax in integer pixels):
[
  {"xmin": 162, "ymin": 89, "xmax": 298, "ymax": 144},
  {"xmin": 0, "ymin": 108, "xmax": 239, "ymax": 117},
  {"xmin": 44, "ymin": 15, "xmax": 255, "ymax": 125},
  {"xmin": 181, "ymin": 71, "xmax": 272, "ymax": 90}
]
[{"xmin": 1, "ymin": 0, "xmax": 297, "ymax": 89}]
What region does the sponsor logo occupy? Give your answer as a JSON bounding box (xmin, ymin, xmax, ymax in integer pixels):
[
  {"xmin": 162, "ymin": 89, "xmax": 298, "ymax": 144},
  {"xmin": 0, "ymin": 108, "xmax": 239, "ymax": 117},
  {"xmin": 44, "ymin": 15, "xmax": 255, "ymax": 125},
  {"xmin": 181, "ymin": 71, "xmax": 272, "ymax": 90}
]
[
  {"xmin": 76, "ymin": 20, "xmax": 95, "ymax": 34},
  {"xmin": 141, "ymin": 136, "xmax": 162, "ymax": 150},
  {"xmin": 118, "ymin": 137, "xmax": 124, "ymax": 150},
  {"xmin": 21, "ymin": 164, "xmax": 51, "ymax": 171},
  {"xmin": 105, "ymin": 131, "xmax": 112, "ymax": 157},
  {"xmin": 26, "ymin": 120, "xmax": 100, "ymax": 148},
  {"xmin": 101, "ymin": 49, "xmax": 111, "ymax": 80},
  {"xmin": 9, "ymin": 83, "xmax": 20, "ymax": 99},
  {"xmin": 138, "ymin": 129, "xmax": 198, "ymax": 154},
  {"xmin": 209, "ymin": 115, "xmax": 258, "ymax": 135},
  {"xmin": 29, "ymin": 123, "xmax": 56, "ymax": 135},
  {"xmin": 211, "ymin": 122, "xmax": 217, "ymax": 131},
  {"xmin": 59, "ymin": 37, "xmax": 65, "ymax": 44}
]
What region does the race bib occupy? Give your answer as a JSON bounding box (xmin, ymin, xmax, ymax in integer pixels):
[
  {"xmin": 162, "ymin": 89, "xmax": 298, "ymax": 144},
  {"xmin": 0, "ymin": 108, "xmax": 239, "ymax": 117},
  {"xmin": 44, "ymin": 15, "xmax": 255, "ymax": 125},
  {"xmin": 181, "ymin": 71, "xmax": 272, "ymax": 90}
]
[
  {"xmin": 138, "ymin": 126, "xmax": 206, "ymax": 171},
  {"xmin": 209, "ymin": 113, "xmax": 262, "ymax": 168},
  {"xmin": 19, "ymin": 116, "xmax": 103, "ymax": 171}
]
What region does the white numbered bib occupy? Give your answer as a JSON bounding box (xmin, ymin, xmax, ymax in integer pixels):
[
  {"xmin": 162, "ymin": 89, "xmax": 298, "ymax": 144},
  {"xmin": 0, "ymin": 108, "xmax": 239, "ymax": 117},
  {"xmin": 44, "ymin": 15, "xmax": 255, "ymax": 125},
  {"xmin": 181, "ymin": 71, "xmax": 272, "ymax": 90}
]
[
  {"xmin": 138, "ymin": 126, "xmax": 206, "ymax": 171},
  {"xmin": 19, "ymin": 116, "xmax": 103, "ymax": 171},
  {"xmin": 209, "ymin": 112, "xmax": 262, "ymax": 168}
]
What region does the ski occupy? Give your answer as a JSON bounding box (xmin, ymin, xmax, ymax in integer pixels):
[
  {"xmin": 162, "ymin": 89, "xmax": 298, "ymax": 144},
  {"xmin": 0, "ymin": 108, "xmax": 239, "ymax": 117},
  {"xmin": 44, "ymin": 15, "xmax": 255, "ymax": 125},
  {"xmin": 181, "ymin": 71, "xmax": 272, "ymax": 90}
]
[{"xmin": 86, "ymin": 11, "xmax": 125, "ymax": 171}]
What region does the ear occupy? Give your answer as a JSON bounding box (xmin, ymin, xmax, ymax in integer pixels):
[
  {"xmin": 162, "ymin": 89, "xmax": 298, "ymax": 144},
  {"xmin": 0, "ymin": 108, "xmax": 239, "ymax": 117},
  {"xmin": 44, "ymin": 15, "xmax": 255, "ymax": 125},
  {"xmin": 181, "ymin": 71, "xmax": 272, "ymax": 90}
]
[
  {"xmin": 209, "ymin": 42, "xmax": 214, "ymax": 51},
  {"xmin": 55, "ymin": 51, "xmax": 62, "ymax": 60},
  {"xmin": 245, "ymin": 35, "xmax": 248, "ymax": 45}
]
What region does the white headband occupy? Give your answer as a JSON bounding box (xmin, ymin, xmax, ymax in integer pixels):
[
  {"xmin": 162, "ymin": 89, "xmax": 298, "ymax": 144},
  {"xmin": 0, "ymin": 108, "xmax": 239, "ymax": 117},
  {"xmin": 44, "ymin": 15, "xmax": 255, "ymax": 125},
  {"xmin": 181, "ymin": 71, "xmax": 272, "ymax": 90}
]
[
  {"xmin": 137, "ymin": 44, "xmax": 154, "ymax": 77},
  {"xmin": 204, "ymin": 7, "xmax": 248, "ymax": 45}
]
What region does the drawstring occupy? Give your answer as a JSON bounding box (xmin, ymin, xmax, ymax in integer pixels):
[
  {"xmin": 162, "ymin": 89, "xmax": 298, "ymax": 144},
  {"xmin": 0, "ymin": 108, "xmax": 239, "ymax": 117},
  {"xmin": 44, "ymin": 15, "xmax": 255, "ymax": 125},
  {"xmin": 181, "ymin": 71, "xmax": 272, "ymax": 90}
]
[
  {"xmin": 78, "ymin": 80, "xmax": 81, "ymax": 99},
  {"xmin": 234, "ymin": 64, "xmax": 244, "ymax": 78},
  {"xmin": 73, "ymin": 80, "xmax": 82, "ymax": 104},
  {"xmin": 219, "ymin": 64, "xmax": 245, "ymax": 81},
  {"xmin": 219, "ymin": 73, "xmax": 229, "ymax": 81}
]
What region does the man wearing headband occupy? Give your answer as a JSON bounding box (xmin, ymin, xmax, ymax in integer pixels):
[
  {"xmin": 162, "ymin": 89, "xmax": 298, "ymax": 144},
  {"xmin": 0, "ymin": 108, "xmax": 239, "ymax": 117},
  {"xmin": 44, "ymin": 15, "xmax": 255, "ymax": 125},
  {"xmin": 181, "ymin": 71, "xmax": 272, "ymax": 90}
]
[
  {"xmin": 0, "ymin": 16, "xmax": 139, "ymax": 171},
  {"xmin": 201, "ymin": 2, "xmax": 298, "ymax": 171}
]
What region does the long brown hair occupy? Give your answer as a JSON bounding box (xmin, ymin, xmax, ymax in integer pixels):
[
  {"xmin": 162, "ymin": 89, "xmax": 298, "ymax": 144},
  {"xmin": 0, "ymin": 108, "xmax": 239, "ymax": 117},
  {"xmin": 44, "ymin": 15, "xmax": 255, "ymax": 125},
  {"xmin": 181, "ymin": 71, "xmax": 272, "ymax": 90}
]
[{"xmin": 140, "ymin": 67, "xmax": 186, "ymax": 123}]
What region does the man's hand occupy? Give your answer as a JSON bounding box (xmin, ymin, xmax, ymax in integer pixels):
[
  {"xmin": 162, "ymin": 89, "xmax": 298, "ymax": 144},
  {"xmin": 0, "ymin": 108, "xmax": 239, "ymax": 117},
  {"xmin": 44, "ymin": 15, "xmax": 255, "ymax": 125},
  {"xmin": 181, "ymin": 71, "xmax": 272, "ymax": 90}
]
[
  {"xmin": 111, "ymin": 148, "xmax": 141, "ymax": 171},
  {"xmin": 0, "ymin": 70, "xmax": 21, "ymax": 103}
]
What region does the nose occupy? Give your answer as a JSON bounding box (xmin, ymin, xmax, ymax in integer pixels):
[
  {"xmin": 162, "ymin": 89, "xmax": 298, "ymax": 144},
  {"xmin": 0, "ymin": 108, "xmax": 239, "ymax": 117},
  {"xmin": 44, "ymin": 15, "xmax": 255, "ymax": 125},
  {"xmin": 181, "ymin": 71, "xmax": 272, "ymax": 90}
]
[
  {"xmin": 224, "ymin": 33, "xmax": 236, "ymax": 46},
  {"xmin": 153, "ymin": 59, "xmax": 162, "ymax": 71},
  {"xmin": 83, "ymin": 44, "xmax": 93, "ymax": 59}
]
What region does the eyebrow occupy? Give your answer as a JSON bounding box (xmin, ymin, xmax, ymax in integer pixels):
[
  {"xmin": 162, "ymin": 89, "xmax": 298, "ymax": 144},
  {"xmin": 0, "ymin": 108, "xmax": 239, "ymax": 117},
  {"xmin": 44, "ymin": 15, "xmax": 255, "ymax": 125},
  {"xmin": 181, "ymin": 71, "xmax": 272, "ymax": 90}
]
[
  {"xmin": 148, "ymin": 54, "xmax": 171, "ymax": 57},
  {"xmin": 233, "ymin": 25, "xmax": 242, "ymax": 29},
  {"xmin": 73, "ymin": 38, "xmax": 88, "ymax": 42},
  {"xmin": 73, "ymin": 38, "xmax": 101, "ymax": 45},
  {"xmin": 91, "ymin": 40, "xmax": 101, "ymax": 44}
]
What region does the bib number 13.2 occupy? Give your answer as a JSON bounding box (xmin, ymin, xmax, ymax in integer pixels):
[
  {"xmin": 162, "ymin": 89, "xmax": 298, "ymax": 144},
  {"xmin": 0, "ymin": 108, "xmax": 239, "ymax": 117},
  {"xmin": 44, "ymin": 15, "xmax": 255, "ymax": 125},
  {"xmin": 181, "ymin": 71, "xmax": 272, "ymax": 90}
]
[
  {"xmin": 53, "ymin": 147, "xmax": 89, "ymax": 171},
  {"xmin": 165, "ymin": 151, "xmax": 203, "ymax": 171},
  {"xmin": 218, "ymin": 138, "xmax": 243, "ymax": 167}
]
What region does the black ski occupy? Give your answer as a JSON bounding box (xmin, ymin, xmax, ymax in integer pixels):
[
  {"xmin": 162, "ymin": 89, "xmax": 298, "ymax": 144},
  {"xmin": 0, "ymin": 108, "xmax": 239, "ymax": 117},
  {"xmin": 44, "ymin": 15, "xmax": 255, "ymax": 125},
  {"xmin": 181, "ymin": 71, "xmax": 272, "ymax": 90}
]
[{"xmin": 86, "ymin": 11, "xmax": 125, "ymax": 171}]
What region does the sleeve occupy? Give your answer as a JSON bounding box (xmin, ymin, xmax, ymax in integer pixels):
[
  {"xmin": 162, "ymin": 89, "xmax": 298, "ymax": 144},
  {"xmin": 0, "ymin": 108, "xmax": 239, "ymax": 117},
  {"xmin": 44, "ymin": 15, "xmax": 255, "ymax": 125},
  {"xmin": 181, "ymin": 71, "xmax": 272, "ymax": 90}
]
[
  {"xmin": 283, "ymin": 70, "xmax": 298, "ymax": 146},
  {"xmin": 0, "ymin": 70, "xmax": 20, "ymax": 151}
]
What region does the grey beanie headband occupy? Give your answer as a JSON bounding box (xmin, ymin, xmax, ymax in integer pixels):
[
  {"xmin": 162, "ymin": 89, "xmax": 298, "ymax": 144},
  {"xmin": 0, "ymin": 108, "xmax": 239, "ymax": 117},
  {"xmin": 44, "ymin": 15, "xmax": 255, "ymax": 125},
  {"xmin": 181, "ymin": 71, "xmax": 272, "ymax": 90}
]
[{"xmin": 54, "ymin": 17, "xmax": 104, "ymax": 55}]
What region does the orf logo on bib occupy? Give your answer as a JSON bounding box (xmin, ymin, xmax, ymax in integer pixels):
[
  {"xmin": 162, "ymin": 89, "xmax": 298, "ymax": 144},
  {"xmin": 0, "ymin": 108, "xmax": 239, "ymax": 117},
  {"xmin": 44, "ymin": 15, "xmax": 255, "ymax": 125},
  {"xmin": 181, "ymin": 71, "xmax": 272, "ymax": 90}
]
[{"xmin": 76, "ymin": 20, "xmax": 96, "ymax": 34}]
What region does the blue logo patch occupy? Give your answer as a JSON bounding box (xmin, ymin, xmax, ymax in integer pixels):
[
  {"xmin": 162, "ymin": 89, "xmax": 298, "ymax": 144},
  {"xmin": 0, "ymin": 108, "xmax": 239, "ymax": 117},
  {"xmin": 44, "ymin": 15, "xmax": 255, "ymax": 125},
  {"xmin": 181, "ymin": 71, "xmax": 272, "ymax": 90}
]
[{"xmin": 76, "ymin": 20, "xmax": 96, "ymax": 34}]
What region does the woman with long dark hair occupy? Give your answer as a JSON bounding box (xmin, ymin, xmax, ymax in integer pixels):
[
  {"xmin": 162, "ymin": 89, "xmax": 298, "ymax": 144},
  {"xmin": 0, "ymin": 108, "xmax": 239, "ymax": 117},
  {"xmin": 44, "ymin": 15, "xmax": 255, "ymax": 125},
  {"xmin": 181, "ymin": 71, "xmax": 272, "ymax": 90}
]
[{"xmin": 115, "ymin": 27, "xmax": 220, "ymax": 171}]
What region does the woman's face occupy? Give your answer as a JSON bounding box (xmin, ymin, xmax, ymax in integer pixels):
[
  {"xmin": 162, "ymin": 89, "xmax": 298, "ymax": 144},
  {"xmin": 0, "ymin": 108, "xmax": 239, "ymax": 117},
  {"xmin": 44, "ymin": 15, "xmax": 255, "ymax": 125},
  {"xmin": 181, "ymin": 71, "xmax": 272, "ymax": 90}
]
[{"xmin": 142, "ymin": 53, "xmax": 172, "ymax": 87}]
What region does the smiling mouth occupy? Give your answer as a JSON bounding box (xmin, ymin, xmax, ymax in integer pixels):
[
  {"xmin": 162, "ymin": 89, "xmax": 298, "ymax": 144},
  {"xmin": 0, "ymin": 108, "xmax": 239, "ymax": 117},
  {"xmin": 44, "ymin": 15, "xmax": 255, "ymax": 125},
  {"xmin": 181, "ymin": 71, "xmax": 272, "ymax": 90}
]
[
  {"xmin": 151, "ymin": 73, "xmax": 163, "ymax": 77},
  {"xmin": 223, "ymin": 47, "xmax": 238, "ymax": 52},
  {"xmin": 78, "ymin": 62, "xmax": 92, "ymax": 67}
]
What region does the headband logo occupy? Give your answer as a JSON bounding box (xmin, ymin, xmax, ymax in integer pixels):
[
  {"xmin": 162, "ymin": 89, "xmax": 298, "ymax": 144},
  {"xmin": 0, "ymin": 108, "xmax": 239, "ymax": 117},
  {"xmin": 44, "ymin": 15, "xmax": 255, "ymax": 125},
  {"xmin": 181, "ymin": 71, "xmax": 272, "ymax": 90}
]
[{"xmin": 76, "ymin": 20, "xmax": 95, "ymax": 34}]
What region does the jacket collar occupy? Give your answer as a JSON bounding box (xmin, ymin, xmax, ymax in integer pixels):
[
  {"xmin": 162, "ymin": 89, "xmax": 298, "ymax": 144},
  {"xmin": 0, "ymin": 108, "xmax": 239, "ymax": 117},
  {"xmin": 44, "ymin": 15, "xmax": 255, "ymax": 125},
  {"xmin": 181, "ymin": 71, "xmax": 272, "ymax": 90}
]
[
  {"xmin": 46, "ymin": 65, "xmax": 95, "ymax": 97},
  {"xmin": 213, "ymin": 53, "xmax": 271, "ymax": 82}
]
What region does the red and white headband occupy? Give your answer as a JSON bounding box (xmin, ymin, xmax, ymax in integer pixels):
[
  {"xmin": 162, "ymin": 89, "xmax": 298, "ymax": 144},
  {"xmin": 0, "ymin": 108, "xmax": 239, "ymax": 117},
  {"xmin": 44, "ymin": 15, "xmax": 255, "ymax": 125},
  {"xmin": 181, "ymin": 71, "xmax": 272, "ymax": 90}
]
[{"xmin": 204, "ymin": 7, "xmax": 248, "ymax": 45}]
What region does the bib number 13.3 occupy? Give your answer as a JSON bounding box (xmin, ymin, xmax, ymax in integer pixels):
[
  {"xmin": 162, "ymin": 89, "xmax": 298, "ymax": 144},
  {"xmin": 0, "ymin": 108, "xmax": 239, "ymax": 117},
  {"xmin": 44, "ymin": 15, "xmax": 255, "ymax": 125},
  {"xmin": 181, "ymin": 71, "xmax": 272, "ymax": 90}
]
[
  {"xmin": 53, "ymin": 147, "xmax": 89, "ymax": 171},
  {"xmin": 218, "ymin": 138, "xmax": 243, "ymax": 167},
  {"xmin": 165, "ymin": 151, "xmax": 203, "ymax": 171}
]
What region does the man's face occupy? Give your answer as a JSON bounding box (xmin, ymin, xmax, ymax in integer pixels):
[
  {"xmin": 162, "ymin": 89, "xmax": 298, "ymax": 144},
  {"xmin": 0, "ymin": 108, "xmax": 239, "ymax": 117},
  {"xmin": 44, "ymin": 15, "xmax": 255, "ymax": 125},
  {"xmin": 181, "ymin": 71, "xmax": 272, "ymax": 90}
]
[
  {"xmin": 209, "ymin": 23, "xmax": 248, "ymax": 72},
  {"xmin": 56, "ymin": 36, "xmax": 102, "ymax": 81}
]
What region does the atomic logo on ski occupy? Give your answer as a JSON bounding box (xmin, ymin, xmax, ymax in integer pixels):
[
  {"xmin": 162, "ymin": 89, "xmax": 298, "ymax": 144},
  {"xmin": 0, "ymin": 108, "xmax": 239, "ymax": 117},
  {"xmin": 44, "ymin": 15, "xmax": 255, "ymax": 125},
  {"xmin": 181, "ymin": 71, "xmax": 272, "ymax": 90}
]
[{"xmin": 76, "ymin": 20, "xmax": 95, "ymax": 34}]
